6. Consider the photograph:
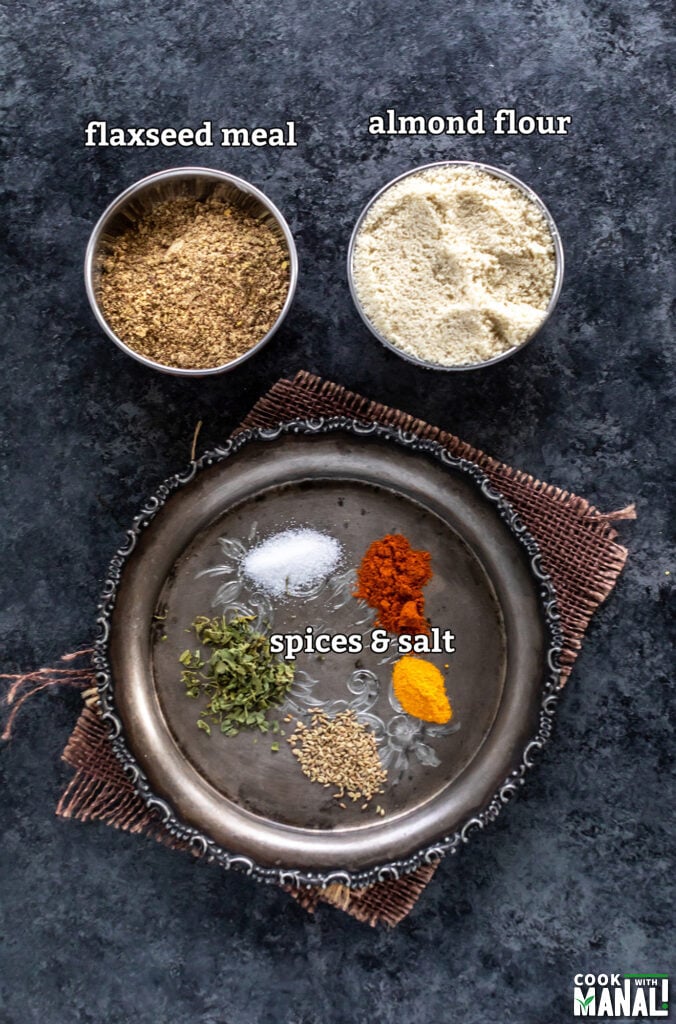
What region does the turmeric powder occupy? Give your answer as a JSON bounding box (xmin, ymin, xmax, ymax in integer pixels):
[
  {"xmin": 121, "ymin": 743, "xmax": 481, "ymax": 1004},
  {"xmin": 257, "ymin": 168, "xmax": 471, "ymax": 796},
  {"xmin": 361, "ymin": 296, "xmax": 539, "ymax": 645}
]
[
  {"xmin": 355, "ymin": 533, "xmax": 432, "ymax": 634},
  {"xmin": 392, "ymin": 655, "xmax": 452, "ymax": 724}
]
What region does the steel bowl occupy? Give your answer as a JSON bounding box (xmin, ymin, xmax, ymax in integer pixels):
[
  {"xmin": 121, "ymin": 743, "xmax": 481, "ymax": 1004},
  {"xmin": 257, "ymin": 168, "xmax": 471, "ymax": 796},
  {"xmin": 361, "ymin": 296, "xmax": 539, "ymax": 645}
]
[
  {"xmin": 84, "ymin": 167, "xmax": 298, "ymax": 376},
  {"xmin": 347, "ymin": 160, "xmax": 564, "ymax": 372}
]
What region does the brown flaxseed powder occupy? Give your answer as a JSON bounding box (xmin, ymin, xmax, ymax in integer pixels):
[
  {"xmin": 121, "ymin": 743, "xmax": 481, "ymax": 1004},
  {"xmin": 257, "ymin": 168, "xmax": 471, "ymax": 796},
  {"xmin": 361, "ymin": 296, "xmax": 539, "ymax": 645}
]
[{"xmin": 99, "ymin": 197, "xmax": 290, "ymax": 369}]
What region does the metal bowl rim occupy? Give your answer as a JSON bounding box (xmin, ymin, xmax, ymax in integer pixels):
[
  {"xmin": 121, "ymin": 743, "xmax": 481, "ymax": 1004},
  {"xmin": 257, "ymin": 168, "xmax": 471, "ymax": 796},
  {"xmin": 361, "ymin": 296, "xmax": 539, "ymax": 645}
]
[
  {"xmin": 84, "ymin": 166, "xmax": 299, "ymax": 377},
  {"xmin": 346, "ymin": 159, "xmax": 565, "ymax": 372}
]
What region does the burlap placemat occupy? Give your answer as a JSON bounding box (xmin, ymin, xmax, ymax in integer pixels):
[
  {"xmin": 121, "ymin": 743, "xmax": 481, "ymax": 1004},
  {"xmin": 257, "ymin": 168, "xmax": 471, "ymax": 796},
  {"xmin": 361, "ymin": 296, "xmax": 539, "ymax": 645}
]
[{"xmin": 2, "ymin": 371, "xmax": 634, "ymax": 927}]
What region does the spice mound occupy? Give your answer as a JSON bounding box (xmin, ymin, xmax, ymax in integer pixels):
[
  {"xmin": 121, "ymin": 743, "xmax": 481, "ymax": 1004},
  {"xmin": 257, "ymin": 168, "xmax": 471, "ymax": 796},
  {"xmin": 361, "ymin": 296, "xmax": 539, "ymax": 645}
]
[
  {"xmin": 355, "ymin": 533, "xmax": 432, "ymax": 634},
  {"xmin": 288, "ymin": 709, "xmax": 387, "ymax": 807},
  {"xmin": 179, "ymin": 614, "xmax": 294, "ymax": 736},
  {"xmin": 242, "ymin": 528, "xmax": 342, "ymax": 598},
  {"xmin": 99, "ymin": 196, "xmax": 290, "ymax": 369},
  {"xmin": 392, "ymin": 655, "xmax": 452, "ymax": 725},
  {"xmin": 352, "ymin": 164, "xmax": 557, "ymax": 366}
]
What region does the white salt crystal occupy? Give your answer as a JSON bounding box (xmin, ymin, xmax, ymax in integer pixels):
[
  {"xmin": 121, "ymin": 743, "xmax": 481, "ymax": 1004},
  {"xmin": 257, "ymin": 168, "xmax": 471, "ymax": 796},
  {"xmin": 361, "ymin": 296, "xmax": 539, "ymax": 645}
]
[{"xmin": 242, "ymin": 528, "xmax": 342, "ymax": 598}]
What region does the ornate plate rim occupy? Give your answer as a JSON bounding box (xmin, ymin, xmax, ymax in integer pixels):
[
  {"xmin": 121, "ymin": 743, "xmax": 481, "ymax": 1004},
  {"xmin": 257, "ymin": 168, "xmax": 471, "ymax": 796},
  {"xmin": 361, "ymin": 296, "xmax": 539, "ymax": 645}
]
[{"xmin": 94, "ymin": 416, "xmax": 564, "ymax": 889}]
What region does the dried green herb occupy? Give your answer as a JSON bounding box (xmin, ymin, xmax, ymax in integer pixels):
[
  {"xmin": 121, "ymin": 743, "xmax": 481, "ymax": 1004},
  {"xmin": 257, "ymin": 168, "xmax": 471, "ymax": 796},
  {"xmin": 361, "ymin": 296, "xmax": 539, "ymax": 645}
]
[{"xmin": 179, "ymin": 614, "xmax": 294, "ymax": 737}]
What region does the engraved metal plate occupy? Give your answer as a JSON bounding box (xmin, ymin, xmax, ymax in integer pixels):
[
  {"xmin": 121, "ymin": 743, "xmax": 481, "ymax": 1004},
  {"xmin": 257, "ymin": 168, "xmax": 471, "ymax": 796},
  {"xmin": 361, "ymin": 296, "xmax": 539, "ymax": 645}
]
[{"xmin": 95, "ymin": 419, "xmax": 562, "ymax": 888}]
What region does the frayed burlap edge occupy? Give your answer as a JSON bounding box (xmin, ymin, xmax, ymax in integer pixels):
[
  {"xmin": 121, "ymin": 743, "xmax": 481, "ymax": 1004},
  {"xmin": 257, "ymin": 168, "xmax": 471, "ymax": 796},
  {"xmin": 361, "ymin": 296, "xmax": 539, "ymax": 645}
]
[{"xmin": 51, "ymin": 698, "xmax": 437, "ymax": 926}]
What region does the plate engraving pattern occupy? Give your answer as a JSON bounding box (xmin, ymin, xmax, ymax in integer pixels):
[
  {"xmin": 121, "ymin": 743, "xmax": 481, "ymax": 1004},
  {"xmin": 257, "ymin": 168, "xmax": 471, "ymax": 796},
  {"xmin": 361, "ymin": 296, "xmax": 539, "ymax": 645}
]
[{"xmin": 197, "ymin": 530, "xmax": 459, "ymax": 774}]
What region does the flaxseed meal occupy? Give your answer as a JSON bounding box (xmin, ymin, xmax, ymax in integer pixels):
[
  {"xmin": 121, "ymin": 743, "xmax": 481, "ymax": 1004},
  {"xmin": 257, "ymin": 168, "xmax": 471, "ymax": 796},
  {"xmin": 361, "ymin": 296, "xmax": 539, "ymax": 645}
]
[
  {"xmin": 99, "ymin": 196, "xmax": 289, "ymax": 369},
  {"xmin": 352, "ymin": 165, "xmax": 557, "ymax": 367}
]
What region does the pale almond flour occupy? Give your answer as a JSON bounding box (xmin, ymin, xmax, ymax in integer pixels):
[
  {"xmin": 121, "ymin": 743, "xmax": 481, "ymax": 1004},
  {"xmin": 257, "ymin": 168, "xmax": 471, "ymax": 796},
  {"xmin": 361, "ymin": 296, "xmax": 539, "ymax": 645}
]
[{"xmin": 352, "ymin": 165, "xmax": 557, "ymax": 367}]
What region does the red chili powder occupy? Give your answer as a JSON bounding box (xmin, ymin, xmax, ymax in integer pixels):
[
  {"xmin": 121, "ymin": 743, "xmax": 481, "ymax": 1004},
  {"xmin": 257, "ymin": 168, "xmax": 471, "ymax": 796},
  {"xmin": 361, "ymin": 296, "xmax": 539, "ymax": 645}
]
[{"xmin": 354, "ymin": 533, "xmax": 432, "ymax": 635}]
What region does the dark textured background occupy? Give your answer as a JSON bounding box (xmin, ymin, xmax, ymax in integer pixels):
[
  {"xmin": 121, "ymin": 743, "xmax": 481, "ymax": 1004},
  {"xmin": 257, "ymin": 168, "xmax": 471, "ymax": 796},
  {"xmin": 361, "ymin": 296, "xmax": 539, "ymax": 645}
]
[{"xmin": 1, "ymin": 2, "xmax": 674, "ymax": 1022}]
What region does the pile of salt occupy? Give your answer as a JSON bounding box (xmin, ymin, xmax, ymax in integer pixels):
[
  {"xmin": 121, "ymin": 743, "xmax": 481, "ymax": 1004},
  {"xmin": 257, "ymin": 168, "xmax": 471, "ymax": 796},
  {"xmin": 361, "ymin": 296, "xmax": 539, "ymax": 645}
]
[{"xmin": 242, "ymin": 528, "xmax": 342, "ymax": 598}]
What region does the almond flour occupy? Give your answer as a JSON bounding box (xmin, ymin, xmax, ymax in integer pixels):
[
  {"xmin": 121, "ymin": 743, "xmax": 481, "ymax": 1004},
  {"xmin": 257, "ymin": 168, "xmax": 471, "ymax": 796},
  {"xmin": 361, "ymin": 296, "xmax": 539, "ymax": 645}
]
[
  {"xmin": 352, "ymin": 165, "xmax": 557, "ymax": 367},
  {"xmin": 99, "ymin": 196, "xmax": 289, "ymax": 369}
]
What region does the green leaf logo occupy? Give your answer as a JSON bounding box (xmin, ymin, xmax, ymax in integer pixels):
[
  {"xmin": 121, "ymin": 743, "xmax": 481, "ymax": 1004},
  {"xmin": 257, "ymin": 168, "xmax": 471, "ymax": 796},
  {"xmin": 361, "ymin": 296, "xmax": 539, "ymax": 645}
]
[{"xmin": 576, "ymin": 995, "xmax": 595, "ymax": 1008}]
